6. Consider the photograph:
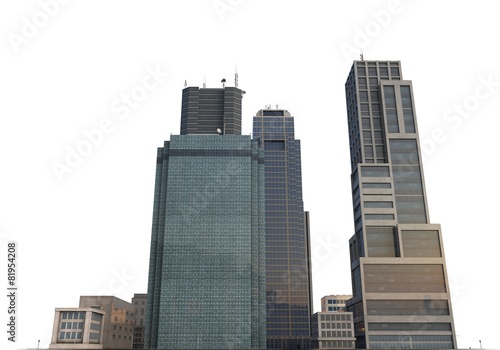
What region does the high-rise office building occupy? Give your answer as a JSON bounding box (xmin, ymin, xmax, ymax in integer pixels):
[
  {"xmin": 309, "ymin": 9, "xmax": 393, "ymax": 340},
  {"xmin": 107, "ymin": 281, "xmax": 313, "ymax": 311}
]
[
  {"xmin": 253, "ymin": 109, "xmax": 313, "ymax": 349},
  {"xmin": 344, "ymin": 60, "xmax": 457, "ymax": 349},
  {"xmin": 145, "ymin": 86, "xmax": 266, "ymax": 349}
]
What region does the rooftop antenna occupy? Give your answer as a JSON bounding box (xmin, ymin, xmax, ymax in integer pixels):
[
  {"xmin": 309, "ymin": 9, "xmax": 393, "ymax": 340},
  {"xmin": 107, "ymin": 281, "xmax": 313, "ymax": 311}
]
[
  {"xmin": 203, "ymin": 76, "xmax": 206, "ymax": 88},
  {"xmin": 235, "ymin": 65, "xmax": 239, "ymax": 88},
  {"xmin": 360, "ymin": 50, "xmax": 364, "ymax": 61},
  {"xmin": 221, "ymin": 78, "xmax": 226, "ymax": 88},
  {"xmin": 184, "ymin": 80, "xmax": 187, "ymax": 88}
]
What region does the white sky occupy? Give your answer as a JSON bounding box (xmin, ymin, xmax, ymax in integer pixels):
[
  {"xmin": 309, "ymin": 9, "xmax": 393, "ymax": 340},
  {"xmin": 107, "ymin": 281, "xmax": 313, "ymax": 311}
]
[{"xmin": 1, "ymin": 1, "xmax": 499, "ymax": 349}]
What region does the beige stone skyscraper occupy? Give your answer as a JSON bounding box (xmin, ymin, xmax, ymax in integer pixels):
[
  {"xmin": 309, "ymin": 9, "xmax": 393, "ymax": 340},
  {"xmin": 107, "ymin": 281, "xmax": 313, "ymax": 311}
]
[{"xmin": 344, "ymin": 60, "xmax": 457, "ymax": 349}]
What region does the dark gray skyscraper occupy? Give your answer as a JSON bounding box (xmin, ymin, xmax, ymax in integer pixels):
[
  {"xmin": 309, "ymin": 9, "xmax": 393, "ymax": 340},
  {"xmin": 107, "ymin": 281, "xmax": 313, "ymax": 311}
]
[
  {"xmin": 180, "ymin": 86, "xmax": 242, "ymax": 135},
  {"xmin": 344, "ymin": 60, "xmax": 457, "ymax": 349},
  {"xmin": 253, "ymin": 109, "xmax": 313, "ymax": 349},
  {"xmin": 145, "ymin": 86, "xmax": 266, "ymax": 349}
]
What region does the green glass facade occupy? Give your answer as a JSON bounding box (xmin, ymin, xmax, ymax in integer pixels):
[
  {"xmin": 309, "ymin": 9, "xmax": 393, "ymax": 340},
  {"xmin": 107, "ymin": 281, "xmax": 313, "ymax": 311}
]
[{"xmin": 144, "ymin": 135, "xmax": 266, "ymax": 349}]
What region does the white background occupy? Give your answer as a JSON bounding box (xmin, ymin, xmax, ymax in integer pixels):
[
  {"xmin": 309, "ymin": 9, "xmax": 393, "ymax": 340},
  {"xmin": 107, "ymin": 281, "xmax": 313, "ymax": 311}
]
[{"xmin": 1, "ymin": 1, "xmax": 499, "ymax": 349}]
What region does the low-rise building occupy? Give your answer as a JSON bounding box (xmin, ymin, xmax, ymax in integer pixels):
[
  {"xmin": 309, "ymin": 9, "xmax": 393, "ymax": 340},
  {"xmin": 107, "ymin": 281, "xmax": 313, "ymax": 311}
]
[
  {"xmin": 311, "ymin": 311, "xmax": 356, "ymax": 350},
  {"xmin": 79, "ymin": 296, "xmax": 134, "ymax": 349},
  {"xmin": 321, "ymin": 295, "xmax": 352, "ymax": 313},
  {"xmin": 49, "ymin": 308, "xmax": 105, "ymax": 349}
]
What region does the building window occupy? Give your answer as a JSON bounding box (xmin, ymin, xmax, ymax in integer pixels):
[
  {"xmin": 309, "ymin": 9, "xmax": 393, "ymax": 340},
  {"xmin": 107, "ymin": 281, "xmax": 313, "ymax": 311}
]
[
  {"xmin": 365, "ymin": 214, "xmax": 394, "ymax": 220},
  {"xmin": 361, "ymin": 166, "xmax": 389, "ymax": 177},
  {"xmin": 364, "ymin": 201, "xmax": 393, "ymax": 208}
]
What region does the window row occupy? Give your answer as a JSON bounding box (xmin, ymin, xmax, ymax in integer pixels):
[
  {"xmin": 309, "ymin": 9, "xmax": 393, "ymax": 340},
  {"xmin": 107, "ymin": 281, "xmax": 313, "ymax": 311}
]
[
  {"xmin": 60, "ymin": 321, "xmax": 83, "ymax": 330},
  {"xmin": 112, "ymin": 334, "xmax": 132, "ymax": 340},
  {"xmin": 320, "ymin": 330, "xmax": 353, "ymax": 338},
  {"xmin": 318, "ymin": 340, "xmax": 355, "ymax": 349},
  {"xmin": 59, "ymin": 331, "xmax": 82, "ymax": 340},
  {"xmin": 320, "ymin": 312, "xmax": 351, "ymax": 321},
  {"xmin": 321, "ymin": 322, "xmax": 352, "ymax": 329},
  {"xmin": 61, "ymin": 311, "xmax": 85, "ymax": 320}
]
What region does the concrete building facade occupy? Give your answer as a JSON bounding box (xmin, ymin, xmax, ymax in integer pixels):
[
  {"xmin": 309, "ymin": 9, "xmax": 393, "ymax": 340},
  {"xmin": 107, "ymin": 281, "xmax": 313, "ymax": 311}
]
[
  {"xmin": 49, "ymin": 308, "xmax": 105, "ymax": 349},
  {"xmin": 79, "ymin": 296, "xmax": 134, "ymax": 349},
  {"xmin": 344, "ymin": 60, "xmax": 457, "ymax": 349},
  {"xmin": 321, "ymin": 295, "xmax": 352, "ymax": 313},
  {"xmin": 311, "ymin": 312, "xmax": 356, "ymax": 350}
]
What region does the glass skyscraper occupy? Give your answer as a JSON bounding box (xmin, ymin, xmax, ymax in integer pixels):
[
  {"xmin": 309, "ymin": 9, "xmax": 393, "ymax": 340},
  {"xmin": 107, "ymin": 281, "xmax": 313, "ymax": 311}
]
[
  {"xmin": 344, "ymin": 61, "xmax": 457, "ymax": 349},
  {"xmin": 253, "ymin": 109, "xmax": 313, "ymax": 349},
  {"xmin": 144, "ymin": 87, "xmax": 266, "ymax": 349}
]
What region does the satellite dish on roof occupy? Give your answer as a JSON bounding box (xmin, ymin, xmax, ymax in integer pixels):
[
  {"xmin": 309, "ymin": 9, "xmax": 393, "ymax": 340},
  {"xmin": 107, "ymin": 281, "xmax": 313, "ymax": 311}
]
[{"xmin": 217, "ymin": 128, "xmax": 222, "ymax": 134}]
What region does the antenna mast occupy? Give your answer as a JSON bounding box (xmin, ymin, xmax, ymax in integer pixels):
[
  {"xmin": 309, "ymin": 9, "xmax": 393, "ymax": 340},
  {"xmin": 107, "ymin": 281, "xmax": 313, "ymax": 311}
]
[{"xmin": 235, "ymin": 65, "xmax": 239, "ymax": 88}]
